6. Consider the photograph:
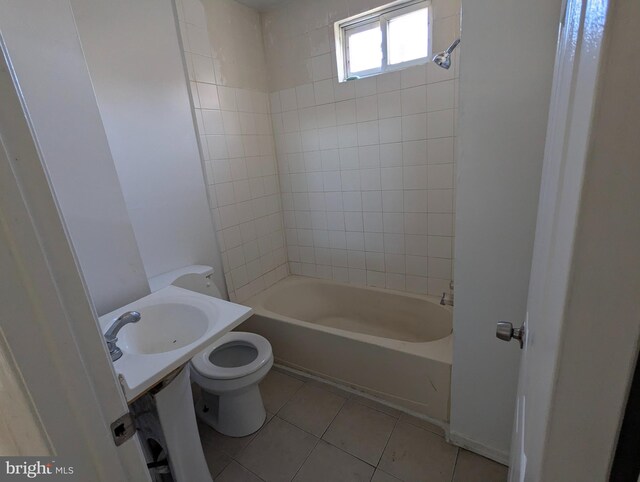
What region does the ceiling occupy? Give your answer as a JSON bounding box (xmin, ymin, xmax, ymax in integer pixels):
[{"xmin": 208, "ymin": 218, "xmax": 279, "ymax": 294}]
[{"xmin": 235, "ymin": 0, "xmax": 286, "ymax": 11}]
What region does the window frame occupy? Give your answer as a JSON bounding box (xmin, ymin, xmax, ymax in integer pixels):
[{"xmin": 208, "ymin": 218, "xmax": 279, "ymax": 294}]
[{"xmin": 335, "ymin": 0, "xmax": 432, "ymax": 82}]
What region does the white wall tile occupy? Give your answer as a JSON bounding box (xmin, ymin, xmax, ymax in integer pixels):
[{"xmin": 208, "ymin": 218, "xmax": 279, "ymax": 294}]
[
  {"xmin": 218, "ymin": 86, "xmax": 237, "ymax": 111},
  {"xmin": 402, "ymin": 113, "xmax": 427, "ymax": 141},
  {"xmin": 378, "ymin": 91, "xmax": 402, "ymax": 119},
  {"xmin": 251, "ymin": 0, "xmax": 460, "ymax": 294},
  {"xmin": 379, "ymin": 117, "xmax": 402, "ymax": 144},
  {"xmin": 335, "ymin": 100, "xmax": 357, "ymax": 125},
  {"xmin": 401, "ymin": 86, "xmax": 427, "ymax": 115},
  {"xmin": 427, "ymin": 109, "xmax": 455, "ymax": 138},
  {"xmin": 314, "ymin": 79, "xmax": 335, "ymax": 105},
  {"xmin": 382, "ymin": 190, "xmax": 404, "ymax": 212},
  {"xmin": 427, "ymin": 80, "xmax": 455, "ymax": 111},
  {"xmin": 356, "ymin": 95, "xmax": 378, "ymax": 122},
  {"xmin": 381, "ymin": 167, "xmax": 404, "ymax": 190},
  {"xmin": 197, "ymin": 83, "xmax": 220, "ymax": 109},
  {"xmin": 296, "ymin": 83, "xmax": 316, "ymax": 108}
]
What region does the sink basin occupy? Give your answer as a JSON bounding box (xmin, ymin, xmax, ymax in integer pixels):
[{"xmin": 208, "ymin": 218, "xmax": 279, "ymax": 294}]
[
  {"xmin": 99, "ymin": 286, "xmax": 253, "ymax": 401},
  {"xmin": 120, "ymin": 302, "xmax": 211, "ymax": 354}
]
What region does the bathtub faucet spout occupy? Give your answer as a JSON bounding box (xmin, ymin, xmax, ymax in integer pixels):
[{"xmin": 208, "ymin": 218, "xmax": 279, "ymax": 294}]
[{"xmin": 440, "ymin": 281, "xmax": 454, "ymax": 306}]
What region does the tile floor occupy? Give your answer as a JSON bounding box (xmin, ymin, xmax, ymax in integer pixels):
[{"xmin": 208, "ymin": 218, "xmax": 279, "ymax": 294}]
[{"xmin": 198, "ymin": 368, "xmax": 508, "ymax": 482}]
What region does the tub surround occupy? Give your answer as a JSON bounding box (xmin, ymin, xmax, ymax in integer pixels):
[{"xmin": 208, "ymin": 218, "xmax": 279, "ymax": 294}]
[
  {"xmin": 177, "ymin": 0, "xmax": 460, "ymax": 303},
  {"xmin": 242, "ymin": 276, "xmax": 452, "ymax": 421},
  {"xmin": 264, "ymin": 0, "xmax": 460, "ymax": 296},
  {"xmin": 177, "ymin": 0, "xmax": 288, "ymax": 303}
]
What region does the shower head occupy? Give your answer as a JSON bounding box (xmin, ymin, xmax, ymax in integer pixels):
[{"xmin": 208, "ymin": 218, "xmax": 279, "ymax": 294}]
[{"xmin": 432, "ymin": 38, "xmax": 461, "ymax": 70}]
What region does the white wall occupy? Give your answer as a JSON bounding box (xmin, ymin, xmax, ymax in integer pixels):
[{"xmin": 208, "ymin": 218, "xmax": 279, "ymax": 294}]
[
  {"xmin": 0, "ymin": 0, "xmax": 150, "ymax": 316},
  {"xmin": 263, "ymin": 0, "xmax": 460, "ymax": 296},
  {"xmin": 70, "ymin": 0, "xmax": 227, "ymax": 298},
  {"xmin": 450, "ymin": 0, "xmax": 562, "ymax": 462}
]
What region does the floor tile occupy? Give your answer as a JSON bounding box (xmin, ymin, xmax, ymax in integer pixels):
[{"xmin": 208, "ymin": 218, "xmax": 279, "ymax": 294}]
[
  {"xmin": 371, "ymin": 469, "xmax": 402, "ymax": 482},
  {"xmin": 379, "ymin": 421, "xmax": 458, "ymax": 482},
  {"xmin": 293, "ymin": 441, "xmax": 374, "ymax": 482},
  {"xmin": 238, "ymin": 417, "xmax": 318, "ymax": 482},
  {"xmin": 279, "ymin": 384, "xmax": 346, "ymax": 436},
  {"xmin": 198, "ymin": 420, "xmax": 259, "ymax": 458},
  {"xmin": 322, "ymin": 400, "xmax": 396, "ymax": 466},
  {"xmin": 452, "ymin": 449, "xmax": 508, "ymax": 482},
  {"xmin": 260, "ymin": 370, "xmax": 304, "ymax": 414},
  {"xmin": 398, "ymin": 413, "xmax": 446, "ymax": 437},
  {"xmin": 350, "ymin": 394, "xmax": 402, "ymax": 418},
  {"xmin": 216, "ymin": 461, "xmax": 263, "ymax": 482},
  {"xmin": 200, "ymin": 438, "xmax": 232, "ymax": 479}
]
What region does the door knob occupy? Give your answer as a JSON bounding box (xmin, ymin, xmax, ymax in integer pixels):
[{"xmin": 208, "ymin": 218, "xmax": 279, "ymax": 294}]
[{"xmin": 496, "ymin": 321, "xmax": 525, "ymax": 349}]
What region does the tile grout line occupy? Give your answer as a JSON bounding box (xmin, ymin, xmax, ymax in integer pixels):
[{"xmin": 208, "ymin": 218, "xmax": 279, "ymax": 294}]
[
  {"xmin": 283, "ymin": 383, "xmax": 323, "ymax": 482},
  {"xmin": 449, "ymin": 446, "xmax": 460, "ymax": 482},
  {"xmin": 375, "ymin": 414, "xmax": 400, "ymax": 471},
  {"xmin": 234, "ymin": 460, "xmax": 268, "ymax": 482},
  {"xmin": 273, "ymin": 377, "xmax": 307, "ymax": 417},
  {"xmin": 289, "ymin": 435, "xmax": 321, "ymax": 482},
  {"xmin": 282, "ymin": 382, "xmax": 380, "ymax": 475},
  {"xmin": 319, "ymin": 388, "xmax": 348, "ymax": 440},
  {"xmin": 314, "ymin": 393, "xmax": 382, "ymax": 470},
  {"xmin": 230, "ymin": 410, "xmax": 277, "ymax": 465},
  {"xmin": 314, "ymin": 381, "xmax": 400, "ymax": 471}
]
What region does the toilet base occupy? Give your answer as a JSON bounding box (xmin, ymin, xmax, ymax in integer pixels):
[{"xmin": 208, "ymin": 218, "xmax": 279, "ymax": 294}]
[{"xmin": 196, "ymin": 386, "xmax": 266, "ymax": 437}]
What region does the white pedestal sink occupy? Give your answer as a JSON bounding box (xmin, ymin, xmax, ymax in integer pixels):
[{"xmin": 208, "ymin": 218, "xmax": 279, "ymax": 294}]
[
  {"xmin": 98, "ymin": 286, "xmax": 253, "ymax": 482},
  {"xmin": 98, "ymin": 285, "xmax": 253, "ymax": 402}
]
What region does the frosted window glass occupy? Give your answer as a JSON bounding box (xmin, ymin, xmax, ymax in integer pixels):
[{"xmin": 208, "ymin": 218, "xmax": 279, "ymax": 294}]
[
  {"xmin": 388, "ymin": 8, "xmax": 429, "ymax": 65},
  {"xmin": 348, "ymin": 23, "xmax": 382, "ymax": 74}
]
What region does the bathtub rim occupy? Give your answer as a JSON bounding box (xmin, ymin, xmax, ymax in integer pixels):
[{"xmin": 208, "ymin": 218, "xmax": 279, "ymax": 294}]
[{"xmin": 245, "ymin": 275, "xmax": 453, "ymax": 365}]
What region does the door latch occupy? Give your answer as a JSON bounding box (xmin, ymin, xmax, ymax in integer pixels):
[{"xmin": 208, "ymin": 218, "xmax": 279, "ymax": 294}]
[
  {"xmin": 496, "ymin": 321, "xmax": 525, "ymax": 349},
  {"xmin": 111, "ymin": 411, "xmax": 136, "ymax": 446}
]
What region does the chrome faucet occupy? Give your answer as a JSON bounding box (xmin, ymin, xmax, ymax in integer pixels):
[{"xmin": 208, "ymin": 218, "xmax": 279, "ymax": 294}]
[
  {"xmin": 104, "ymin": 311, "xmax": 141, "ymax": 361},
  {"xmin": 440, "ymin": 281, "xmax": 454, "ymax": 306},
  {"xmin": 440, "ymin": 292, "xmax": 454, "ymax": 306}
]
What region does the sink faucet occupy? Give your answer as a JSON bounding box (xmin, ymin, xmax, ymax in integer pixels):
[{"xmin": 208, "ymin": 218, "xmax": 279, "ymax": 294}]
[{"xmin": 104, "ymin": 311, "xmax": 141, "ymax": 361}]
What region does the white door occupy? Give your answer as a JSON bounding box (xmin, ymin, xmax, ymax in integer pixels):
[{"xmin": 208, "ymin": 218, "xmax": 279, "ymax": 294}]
[
  {"xmin": 507, "ymin": 0, "xmax": 631, "ymax": 480},
  {"xmin": 0, "ymin": 38, "xmax": 151, "ymax": 482}
]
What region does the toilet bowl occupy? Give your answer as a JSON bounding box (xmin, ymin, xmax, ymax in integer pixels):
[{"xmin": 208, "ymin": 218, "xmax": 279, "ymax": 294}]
[
  {"xmin": 149, "ymin": 265, "xmax": 274, "ymax": 438},
  {"xmin": 190, "ymin": 331, "xmax": 273, "ymax": 437}
]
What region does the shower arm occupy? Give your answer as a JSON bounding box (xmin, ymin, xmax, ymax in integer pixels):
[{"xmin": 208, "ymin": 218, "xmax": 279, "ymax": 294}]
[{"xmin": 445, "ymin": 38, "xmax": 461, "ymax": 55}]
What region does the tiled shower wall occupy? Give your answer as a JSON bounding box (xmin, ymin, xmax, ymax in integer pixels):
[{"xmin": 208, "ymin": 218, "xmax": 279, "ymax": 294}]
[
  {"xmin": 263, "ymin": 0, "xmax": 460, "ymax": 295},
  {"xmin": 176, "ymin": 0, "xmax": 288, "ymax": 302},
  {"xmin": 177, "ymin": 0, "xmax": 459, "ymax": 299}
]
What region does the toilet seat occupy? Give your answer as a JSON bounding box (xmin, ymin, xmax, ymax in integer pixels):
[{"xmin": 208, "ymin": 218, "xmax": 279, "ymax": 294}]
[{"xmin": 191, "ymin": 332, "xmax": 272, "ymax": 380}]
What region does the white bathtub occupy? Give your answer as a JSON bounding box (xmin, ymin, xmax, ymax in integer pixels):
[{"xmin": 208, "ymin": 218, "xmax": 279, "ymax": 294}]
[{"xmin": 241, "ymin": 276, "xmax": 452, "ymax": 422}]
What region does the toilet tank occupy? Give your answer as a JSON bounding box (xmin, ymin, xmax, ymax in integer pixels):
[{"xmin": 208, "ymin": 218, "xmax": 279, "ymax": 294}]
[{"xmin": 148, "ymin": 265, "xmax": 222, "ymax": 299}]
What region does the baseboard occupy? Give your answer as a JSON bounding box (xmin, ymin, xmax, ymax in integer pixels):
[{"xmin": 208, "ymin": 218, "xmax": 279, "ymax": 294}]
[{"xmin": 448, "ymin": 431, "xmax": 510, "ymax": 466}]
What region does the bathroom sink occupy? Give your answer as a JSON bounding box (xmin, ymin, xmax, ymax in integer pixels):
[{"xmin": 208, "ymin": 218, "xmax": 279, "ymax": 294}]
[
  {"xmin": 99, "ymin": 286, "xmax": 253, "ymax": 401},
  {"xmin": 119, "ymin": 302, "xmax": 210, "ymax": 355}
]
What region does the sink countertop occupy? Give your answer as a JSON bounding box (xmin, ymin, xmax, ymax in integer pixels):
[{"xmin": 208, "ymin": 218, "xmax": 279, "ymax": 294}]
[{"xmin": 98, "ymin": 286, "xmax": 253, "ymax": 402}]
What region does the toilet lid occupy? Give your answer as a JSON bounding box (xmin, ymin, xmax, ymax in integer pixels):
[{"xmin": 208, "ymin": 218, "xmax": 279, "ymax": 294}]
[{"xmin": 191, "ymin": 332, "xmax": 272, "ymax": 380}]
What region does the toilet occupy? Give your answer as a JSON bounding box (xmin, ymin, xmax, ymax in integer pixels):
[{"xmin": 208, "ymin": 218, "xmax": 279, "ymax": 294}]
[
  {"xmin": 190, "ymin": 332, "xmax": 272, "ymax": 437},
  {"xmin": 150, "ymin": 265, "xmax": 273, "ymax": 438}
]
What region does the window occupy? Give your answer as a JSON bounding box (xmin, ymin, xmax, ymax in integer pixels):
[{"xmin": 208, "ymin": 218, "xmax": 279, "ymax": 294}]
[{"xmin": 335, "ymin": 0, "xmax": 431, "ymax": 82}]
